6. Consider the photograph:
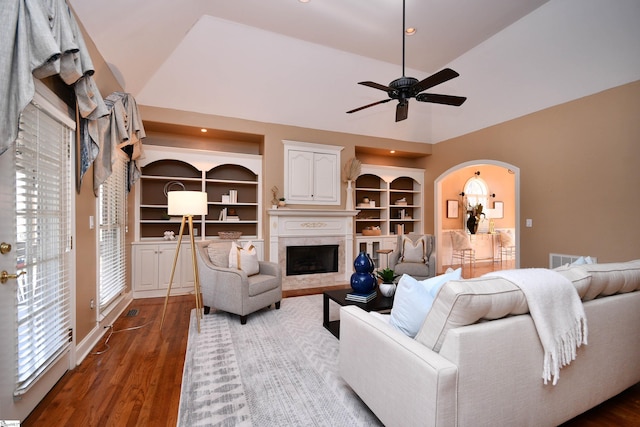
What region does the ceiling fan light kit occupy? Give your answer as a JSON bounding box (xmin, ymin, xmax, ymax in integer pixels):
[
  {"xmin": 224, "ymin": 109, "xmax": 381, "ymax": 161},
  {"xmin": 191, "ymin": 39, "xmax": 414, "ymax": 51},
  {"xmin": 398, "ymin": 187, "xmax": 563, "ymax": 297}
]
[{"xmin": 347, "ymin": 0, "xmax": 467, "ymax": 122}]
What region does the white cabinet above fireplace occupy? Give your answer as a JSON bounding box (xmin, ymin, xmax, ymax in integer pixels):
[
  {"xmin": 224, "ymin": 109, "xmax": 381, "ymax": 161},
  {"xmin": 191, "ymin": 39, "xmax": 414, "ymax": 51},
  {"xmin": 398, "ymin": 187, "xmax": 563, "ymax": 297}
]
[{"xmin": 283, "ymin": 140, "xmax": 343, "ymax": 205}]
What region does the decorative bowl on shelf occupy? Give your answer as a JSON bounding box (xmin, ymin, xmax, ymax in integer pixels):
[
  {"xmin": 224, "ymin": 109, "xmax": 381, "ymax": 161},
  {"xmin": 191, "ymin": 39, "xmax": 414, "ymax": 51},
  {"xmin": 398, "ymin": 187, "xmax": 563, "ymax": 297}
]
[
  {"xmin": 218, "ymin": 231, "xmax": 243, "ymax": 240},
  {"xmin": 362, "ymin": 228, "xmax": 381, "ymax": 236}
]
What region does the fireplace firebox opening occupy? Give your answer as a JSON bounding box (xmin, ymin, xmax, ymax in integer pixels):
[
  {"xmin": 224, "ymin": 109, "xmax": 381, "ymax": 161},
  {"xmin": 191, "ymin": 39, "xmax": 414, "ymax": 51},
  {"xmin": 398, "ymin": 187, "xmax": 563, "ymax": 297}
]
[{"xmin": 286, "ymin": 244, "xmax": 339, "ymax": 276}]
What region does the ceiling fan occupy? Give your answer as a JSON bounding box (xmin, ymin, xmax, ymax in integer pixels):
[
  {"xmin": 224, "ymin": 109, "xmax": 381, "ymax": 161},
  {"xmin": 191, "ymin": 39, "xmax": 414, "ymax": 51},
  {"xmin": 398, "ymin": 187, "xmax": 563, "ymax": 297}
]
[{"xmin": 346, "ymin": 0, "xmax": 467, "ymax": 122}]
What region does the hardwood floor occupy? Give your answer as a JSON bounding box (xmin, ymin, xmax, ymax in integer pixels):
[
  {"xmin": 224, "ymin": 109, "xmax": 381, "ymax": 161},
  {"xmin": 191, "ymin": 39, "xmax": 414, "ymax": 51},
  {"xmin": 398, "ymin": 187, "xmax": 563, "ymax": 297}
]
[
  {"xmin": 23, "ymin": 263, "xmax": 640, "ymax": 426},
  {"xmin": 23, "ymin": 296, "xmax": 192, "ymax": 427}
]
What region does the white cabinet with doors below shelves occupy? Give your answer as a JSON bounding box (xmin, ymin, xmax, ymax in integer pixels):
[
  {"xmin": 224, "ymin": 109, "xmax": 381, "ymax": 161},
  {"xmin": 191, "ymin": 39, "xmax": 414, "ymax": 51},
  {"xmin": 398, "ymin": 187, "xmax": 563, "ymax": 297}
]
[
  {"xmin": 356, "ymin": 236, "xmax": 397, "ymax": 270},
  {"xmin": 131, "ymin": 242, "xmax": 195, "ymax": 299}
]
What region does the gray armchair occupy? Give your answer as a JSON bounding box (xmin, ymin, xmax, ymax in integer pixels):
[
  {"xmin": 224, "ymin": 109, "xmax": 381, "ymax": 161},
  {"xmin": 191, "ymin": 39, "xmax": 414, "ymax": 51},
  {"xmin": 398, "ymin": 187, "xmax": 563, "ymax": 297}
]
[
  {"xmin": 195, "ymin": 240, "xmax": 282, "ymax": 324},
  {"xmin": 387, "ymin": 233, "xmax": 436, "ymax": 280}
]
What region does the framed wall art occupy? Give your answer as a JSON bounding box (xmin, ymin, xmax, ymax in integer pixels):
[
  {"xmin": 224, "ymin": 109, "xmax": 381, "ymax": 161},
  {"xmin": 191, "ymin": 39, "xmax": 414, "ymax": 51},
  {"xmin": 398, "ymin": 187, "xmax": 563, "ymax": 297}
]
[
  {"xmin": 493, "ymin": 201, "xmax": 504, "ymax": 218},
  {"xmin": 447, "ymin": 200, "xmax": 459, "ymax": 218}
]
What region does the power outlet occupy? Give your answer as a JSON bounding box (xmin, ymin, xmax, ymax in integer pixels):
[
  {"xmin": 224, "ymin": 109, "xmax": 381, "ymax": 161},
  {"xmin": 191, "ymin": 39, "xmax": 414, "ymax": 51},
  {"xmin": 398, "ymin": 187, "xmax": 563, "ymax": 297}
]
[{"xmin": 525, "ymin": 218, "xmax": 533, "ymax": 228}]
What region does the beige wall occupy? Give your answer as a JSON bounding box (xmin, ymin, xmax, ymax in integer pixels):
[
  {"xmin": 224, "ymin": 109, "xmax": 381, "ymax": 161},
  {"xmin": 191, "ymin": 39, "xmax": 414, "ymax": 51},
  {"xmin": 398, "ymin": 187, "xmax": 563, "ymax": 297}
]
[
  {"xmin": 72, "ymin": 13, "xmax": 124, "ymax": 343},
  {"xmin": 425, "ymin": 80, "xmax": 640, "ymax": 267}
]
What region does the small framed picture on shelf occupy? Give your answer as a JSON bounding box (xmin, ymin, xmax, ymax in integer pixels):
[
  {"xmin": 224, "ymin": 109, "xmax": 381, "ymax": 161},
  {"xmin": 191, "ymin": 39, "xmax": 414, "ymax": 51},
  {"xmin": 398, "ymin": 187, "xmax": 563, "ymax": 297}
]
[{"xmin": 447, "ymin": 200, "xmax": 459, "ymax": 218}]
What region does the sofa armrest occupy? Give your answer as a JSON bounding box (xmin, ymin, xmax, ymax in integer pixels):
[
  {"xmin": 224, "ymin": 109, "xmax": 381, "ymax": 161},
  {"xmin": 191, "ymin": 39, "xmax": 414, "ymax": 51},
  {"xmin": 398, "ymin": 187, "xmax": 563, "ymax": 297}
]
[{"xmin": 339, "ymin": 306, "xmax": 458, "ymax": 427}]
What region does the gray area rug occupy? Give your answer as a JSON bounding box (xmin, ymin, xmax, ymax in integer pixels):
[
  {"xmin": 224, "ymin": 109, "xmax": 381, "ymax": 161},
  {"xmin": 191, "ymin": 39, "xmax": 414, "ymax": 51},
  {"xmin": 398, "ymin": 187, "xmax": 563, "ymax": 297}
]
[{"xmin": 178, "ymin": 294, "xmax": 383, "ymax": 426}]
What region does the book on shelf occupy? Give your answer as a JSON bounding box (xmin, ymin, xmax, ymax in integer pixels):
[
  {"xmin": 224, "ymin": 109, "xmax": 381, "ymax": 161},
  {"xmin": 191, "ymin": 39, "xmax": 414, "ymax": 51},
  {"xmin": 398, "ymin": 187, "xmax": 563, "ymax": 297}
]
[
  {"xmin": 346, "ymin": 290, "xmax": 377, "ymax": 303},
  {"xmin": 218, "ymin": 207, "xmax": 227, "ymax": 221},
  {"xmin": 226, "ymin": 216, "xmax": 240, "ymax": 221}
]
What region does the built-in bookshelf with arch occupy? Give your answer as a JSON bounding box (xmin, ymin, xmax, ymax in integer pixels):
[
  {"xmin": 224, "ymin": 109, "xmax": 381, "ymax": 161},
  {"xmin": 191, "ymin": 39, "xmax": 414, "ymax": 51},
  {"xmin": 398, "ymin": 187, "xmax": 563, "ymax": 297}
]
[
  {"xmin": 134, "ymin": 145, "xmax": 263, "ymax": 241},
  {"xmin": 205, "ymin": 164, "xmax": 259, "ymax": 238},
  {"xmin": 354, "ymin": 164, "xmax": 424, "ymax": 237}
]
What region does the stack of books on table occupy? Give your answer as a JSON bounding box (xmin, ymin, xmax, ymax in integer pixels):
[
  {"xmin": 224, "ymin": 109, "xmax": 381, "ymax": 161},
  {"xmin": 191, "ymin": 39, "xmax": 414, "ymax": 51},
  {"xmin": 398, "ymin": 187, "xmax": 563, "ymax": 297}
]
[{"xmin": 346, "ymin": 290, "xmax": 377, "ymax": 303}]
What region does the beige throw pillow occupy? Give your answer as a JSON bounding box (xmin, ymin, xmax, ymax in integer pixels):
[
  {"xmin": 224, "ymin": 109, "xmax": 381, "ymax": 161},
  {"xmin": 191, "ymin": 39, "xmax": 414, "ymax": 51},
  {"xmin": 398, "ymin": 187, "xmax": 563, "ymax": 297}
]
[
  {"xmin": 229, "ymin": 241, "xmax": 260, "ymax": 276},
  {"xmin": 401, "ymin": 236, "xmax": 426, "ymax": 263},
  {"xmin": 207, "ymin": 242, "xmax": 231, "ymax": 267}
]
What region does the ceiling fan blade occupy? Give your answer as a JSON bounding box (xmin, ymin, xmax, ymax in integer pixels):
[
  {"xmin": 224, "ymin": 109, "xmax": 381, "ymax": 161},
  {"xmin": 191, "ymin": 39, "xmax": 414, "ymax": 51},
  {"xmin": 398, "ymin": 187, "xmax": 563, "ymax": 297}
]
[
  {"xmin": 359, "ymin": 81, "xmax": 393, "ymax": 92},
  {"xmin": 346, "ymin": 98, "xmax": 393, "ymax": 114},
  {"xmin": 416, "ymin": 93, "xmax": 467, "ymax": 106},
  {"xmin": 395, "ymin": 101, "xmax": 409, "ymax": 122},
  {"xmin": 412, "ymin": 68, "xmax": 460, "ymax": 94}
]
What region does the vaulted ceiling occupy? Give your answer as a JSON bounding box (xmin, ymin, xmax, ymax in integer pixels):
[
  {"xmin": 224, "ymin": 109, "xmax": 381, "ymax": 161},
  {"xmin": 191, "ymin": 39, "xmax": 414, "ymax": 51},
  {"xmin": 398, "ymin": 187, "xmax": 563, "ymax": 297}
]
[{"xmin": 68, "ymin": 0, "xmax": 640, "ymax": 144}]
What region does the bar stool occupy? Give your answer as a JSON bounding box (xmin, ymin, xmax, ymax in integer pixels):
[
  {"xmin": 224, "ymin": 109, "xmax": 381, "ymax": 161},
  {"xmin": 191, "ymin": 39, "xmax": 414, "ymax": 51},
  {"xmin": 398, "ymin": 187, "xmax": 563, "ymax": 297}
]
[{"xmin": 450, "ymin": 230, "xmax": 476, "ymax": 269}]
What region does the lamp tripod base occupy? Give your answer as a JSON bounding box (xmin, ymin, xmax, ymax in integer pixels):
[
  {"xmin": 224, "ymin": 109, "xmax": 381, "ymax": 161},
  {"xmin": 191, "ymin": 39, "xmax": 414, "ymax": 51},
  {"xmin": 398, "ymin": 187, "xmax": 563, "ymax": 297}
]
[{"xmin": 160, "ymin": 215, "xmax": 203, "ymax": 333}]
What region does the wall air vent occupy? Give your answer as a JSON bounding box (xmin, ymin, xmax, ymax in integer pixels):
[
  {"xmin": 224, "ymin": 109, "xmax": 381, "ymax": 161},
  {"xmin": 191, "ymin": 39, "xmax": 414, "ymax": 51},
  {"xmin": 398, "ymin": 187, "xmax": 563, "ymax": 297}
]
[{"xmin": 549, "ymin": 253, "xmax": 598, "ymax": 269}]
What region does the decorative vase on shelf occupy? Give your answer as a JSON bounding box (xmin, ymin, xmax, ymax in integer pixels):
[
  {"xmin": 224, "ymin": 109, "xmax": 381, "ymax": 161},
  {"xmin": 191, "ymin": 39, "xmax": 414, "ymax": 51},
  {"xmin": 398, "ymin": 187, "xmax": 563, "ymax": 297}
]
[
  {"xmin": 467, "ymin": 214, "xmax": 477, "ymax": 234},
  {"xmin": 345, "ymin": 180, "xmax": 354, "ymax": 211},
  {"xmin": 350, "ymin": 251, "xmax": 376, "ymax": 294}
]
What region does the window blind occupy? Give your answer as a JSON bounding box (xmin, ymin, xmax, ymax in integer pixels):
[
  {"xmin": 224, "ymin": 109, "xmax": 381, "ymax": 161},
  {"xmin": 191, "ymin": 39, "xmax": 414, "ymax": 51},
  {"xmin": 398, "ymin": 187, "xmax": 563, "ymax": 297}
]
[
  {"xmin": 98, "ymin": 154, "xmax": 127, "ymax": 311},
  {"xmin": 14, "ymin": 102, "xmax": 73, "ymax": 396}
]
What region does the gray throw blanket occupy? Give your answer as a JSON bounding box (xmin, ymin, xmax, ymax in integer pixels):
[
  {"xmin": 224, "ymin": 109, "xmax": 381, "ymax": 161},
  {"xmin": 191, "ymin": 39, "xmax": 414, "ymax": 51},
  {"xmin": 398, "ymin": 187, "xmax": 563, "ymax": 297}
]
[{"xmin": 485, "ymin": 268, "xmax": 588, "ymax": 385}]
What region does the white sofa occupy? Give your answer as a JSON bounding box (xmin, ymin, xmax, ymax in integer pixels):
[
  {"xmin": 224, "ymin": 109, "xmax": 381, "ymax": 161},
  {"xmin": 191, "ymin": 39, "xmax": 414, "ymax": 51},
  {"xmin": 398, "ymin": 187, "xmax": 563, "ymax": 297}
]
[{"xmin": 339, "ymin": 260, "xmax": 640, "ymax": 427}]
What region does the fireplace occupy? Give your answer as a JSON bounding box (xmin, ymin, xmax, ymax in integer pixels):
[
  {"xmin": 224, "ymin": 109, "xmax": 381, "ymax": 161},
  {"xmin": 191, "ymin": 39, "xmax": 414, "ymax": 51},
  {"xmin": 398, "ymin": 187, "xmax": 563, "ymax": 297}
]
[
  {"xmin": 286, "ymin": 245, "xmax": 339, "ymax": 276},
  {"xmin": 267, "ymin": 209, "xmax": 358, "ymax": 291}
]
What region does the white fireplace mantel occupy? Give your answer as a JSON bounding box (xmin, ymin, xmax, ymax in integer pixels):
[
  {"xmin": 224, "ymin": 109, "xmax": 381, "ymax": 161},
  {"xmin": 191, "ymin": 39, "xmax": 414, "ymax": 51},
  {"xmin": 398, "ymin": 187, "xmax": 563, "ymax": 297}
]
[
  {"xmin": 267, "ymin": 209, "xmax": 358, "ymax": 239},
  {"xmin": 267, "ymin": 209, "xmax": 358, "ymax": 289},
  {"xmin": 267, "ymin": 208, "xmax": 359, "ymax": 218}
]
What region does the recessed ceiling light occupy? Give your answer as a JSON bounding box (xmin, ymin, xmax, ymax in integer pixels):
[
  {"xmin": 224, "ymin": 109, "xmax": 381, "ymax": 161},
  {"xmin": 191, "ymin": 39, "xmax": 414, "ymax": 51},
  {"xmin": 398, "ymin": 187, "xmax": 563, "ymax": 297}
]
[
  {"xmin": 390, "ymin": 150, "xmax": 396, "ymax": 154},
  {"xmin": 299, "ymin": 0, "xmax": 310, "ymax": 3},
  {"xmin": 200, "ymin": 128, "xmax": 207, "ymax": 133},
  {"xmin": 405, "ymin": 27, "xmax": 417, "ymax": 36}
]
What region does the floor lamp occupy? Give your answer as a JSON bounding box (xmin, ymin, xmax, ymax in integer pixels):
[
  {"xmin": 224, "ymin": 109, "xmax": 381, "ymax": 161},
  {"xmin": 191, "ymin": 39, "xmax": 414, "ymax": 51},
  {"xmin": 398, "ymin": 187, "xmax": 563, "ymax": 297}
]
[{"xmin": 160, "ymin": 190, "xmax": 208, "ymax": 333}]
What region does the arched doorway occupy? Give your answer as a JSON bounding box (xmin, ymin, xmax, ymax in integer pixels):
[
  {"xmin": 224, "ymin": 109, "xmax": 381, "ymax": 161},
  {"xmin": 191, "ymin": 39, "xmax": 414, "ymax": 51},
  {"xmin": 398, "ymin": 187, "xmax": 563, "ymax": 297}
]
[{"xmin": 434, "ymin": 160, "xmax": 520, "ymax": 275}]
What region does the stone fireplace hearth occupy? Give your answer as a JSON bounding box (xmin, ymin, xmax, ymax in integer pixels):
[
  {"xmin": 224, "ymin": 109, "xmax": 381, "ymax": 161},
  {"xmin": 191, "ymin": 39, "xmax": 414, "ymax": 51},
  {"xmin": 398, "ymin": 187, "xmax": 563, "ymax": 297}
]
[{"xmin": 267, "ymin": 209, "xmax": 358, "ymax": 291}]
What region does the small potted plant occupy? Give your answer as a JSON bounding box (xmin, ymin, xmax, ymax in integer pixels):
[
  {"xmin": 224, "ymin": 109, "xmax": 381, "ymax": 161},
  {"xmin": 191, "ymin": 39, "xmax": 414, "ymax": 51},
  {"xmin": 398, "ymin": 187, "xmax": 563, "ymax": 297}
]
[
  {"xmin": 278, "ymin": 197, "xmax": 286, "ymax": 207},
  {"xmin": 376, "ymin": 267, "xmax": 399, "ymax": 297}
]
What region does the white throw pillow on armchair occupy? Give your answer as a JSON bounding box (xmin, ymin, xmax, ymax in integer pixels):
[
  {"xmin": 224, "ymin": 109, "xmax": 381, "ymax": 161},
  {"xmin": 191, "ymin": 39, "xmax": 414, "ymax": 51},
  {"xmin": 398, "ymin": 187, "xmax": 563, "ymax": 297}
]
[{"xmin": 228, "ymin": 241, "xmax": 260, "ymax": 276}]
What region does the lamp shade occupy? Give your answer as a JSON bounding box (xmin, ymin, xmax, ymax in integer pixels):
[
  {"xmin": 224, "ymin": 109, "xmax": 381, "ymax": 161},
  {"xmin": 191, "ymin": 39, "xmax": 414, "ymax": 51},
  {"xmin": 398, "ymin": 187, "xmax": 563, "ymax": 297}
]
[{"xmin": 167, "ymin": 191, "xmax": 208, "ymax": 216}]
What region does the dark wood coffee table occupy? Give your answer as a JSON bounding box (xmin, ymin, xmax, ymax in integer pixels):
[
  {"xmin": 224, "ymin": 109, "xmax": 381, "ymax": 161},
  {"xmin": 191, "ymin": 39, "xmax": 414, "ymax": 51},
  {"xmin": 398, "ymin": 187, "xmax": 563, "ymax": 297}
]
[{"xmin": 323, "ymin": 288, "xmax": 394, "ymax": 338}]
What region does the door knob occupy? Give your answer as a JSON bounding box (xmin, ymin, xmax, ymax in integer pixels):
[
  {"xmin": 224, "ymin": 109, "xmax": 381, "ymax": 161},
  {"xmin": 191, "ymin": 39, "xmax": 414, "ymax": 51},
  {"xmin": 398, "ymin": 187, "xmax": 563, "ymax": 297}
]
[
  {"xmin": 0, "ymin": 242, "xmax": 10, "ymax": 254},
  {"xmin": 1, "ymin": 270, "xmax": 26, "ymax": 284}
]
